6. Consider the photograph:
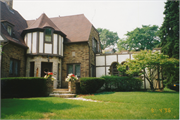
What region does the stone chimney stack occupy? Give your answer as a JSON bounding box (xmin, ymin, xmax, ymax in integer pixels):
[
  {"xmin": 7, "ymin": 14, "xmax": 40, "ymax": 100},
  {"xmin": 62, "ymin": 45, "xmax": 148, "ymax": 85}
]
[{"xmin": 1, "ymin": 0, "xmax": 13, "ymax": 9}]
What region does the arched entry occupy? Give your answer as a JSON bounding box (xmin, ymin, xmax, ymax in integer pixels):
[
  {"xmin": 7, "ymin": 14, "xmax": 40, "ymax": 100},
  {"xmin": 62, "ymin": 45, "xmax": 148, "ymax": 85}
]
[{"xmin": 109, "ymin": 62, "xmax": 119, "ymax": 76}]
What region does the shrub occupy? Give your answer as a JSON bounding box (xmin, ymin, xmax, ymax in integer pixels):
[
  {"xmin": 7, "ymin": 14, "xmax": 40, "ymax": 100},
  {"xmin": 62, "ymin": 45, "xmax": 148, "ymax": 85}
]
[
  {"xmin": 79, "ymin": 77, "xmax": 105, "ymax": 94},
  {"xmin": 101, "ymin": 75, "xmax": 142, "ymax": 91},
  {"xmin": 1, "ymin": 77, "xmax": 47, "ymax": 98}
]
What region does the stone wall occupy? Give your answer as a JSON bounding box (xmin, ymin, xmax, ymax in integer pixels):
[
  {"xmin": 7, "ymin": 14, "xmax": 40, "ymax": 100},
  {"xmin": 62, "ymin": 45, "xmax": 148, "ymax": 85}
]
[
  {"xmin": 88, "ymin": 26, "xmax": 101, "ymax": 66},
  {"xmin": 88, "ymin": 26, "xmax": 101, "ymax": 76},
  {"xmin": 26, "ymin": 55, "xmax": 62, "ymax": 88},
  {"xmin": 62, "ymin": 43, "xmax": 89, "ymax": 88},
  {"xmin": 1, "ymin": 43, "xmax": 26, "ymax": 77}
]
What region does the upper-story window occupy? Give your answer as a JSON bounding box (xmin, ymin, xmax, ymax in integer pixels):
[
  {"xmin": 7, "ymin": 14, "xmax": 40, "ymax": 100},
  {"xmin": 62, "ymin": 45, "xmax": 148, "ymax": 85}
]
[
  {"xmin": 92, "ymin": 37, "xmax": 97, "ymax": 53},
  {"xmin": 45, "ymin": 28, "xmax": 52, "ymax": 42},
  {"xmin": 7, "ymin": 25, "xmax": 12, "ymax": 36}
]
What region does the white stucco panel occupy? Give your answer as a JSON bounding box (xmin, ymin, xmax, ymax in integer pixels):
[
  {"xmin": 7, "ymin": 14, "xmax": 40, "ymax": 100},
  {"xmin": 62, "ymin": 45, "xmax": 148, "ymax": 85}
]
[
  {"xmin": 32, "ymin": 32, "xmax": 37, "ymax": 53},
  {"xmin": 0, "ymin": 35, "xmax": 4, "ymax": 41},
  {"xmin": 27, "ymin": 33, "xmax": 32, "ymax": 53},
  {"xmin": 45, "ymin": 43, "xmax": 52, "ymax": 54},
  {"xmin": 39, "ymin": 32, "xmax": 44, "ymax": 53},
  {"xmin": 131, "ymin": 54, "xmax": 135, "ymax": 60},
  {"xmin": 96, "ymin": 56, "xmax": 105, "ymax": 66},
  {"xmin": 53, "ymin": 34, "xmax": 57, "ymax": 54},
  {"xmin": 61, "ymin": 37, "xmax": 63, "ymax": 56},
  {"xmin": 118, "ymin": 54, "xmax": 130, "ymax": 64},
  {"xmin": 96, "ymin": 67, "xmax": 105, "ymax": 77},
  {"xmin": 106, "ymin": 55, "xmax": 117, "ymax": 66}
]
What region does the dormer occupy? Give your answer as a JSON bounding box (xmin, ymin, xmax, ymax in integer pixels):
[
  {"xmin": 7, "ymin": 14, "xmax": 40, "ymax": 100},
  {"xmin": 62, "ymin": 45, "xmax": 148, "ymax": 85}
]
[
  {"xmin": 22, "ymin": 13, "xmax": 66, "ymax": 57},
  {"xmin": 1, "ymin": 20, "xmax": 14, "ymax": 36}
]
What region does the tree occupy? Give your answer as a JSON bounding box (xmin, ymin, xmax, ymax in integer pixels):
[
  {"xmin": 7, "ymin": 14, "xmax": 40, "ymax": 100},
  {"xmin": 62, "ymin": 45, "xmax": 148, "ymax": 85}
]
[
  {"xmin": 97, "ymin": 28, "xmax": 119, "ymax": 50},
  {"xmin": 117, "ymin": 50, "xmax": 179, "ymax": 91},
  {"xmin": 117, "ymin": 25, "xmax": 160, "ymax": 51},
  {"xmin": 159, "ymin": 1, "xmax": 179, "ymax": 59}
]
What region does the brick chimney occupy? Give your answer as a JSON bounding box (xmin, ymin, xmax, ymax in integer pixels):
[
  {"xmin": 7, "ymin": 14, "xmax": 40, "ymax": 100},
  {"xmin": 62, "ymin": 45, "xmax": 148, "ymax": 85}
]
[{"xmin": 1, "ymin": 0, "xmax": 13, "ymax": 9}]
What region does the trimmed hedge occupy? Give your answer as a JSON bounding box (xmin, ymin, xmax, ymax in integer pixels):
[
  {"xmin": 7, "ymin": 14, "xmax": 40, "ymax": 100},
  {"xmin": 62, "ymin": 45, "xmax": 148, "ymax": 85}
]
[
  {"xmin": 79, "ymin": 77, "xmax": 105, "ymax": 94},
  {"xmin": 1, "ymin": 77, "xmax": 48, "ymax": 98},
  {"xmin": 101, "ymin": 75, "xmax": 142, "ymax": 91}
]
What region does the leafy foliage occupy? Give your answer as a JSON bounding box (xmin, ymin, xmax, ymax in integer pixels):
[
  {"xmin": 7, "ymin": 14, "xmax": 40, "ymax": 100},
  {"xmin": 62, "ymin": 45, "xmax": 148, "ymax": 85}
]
[
  {"xmin": 79, "ymin": 77, "xmax": 105, "ymax": 94},
  {"xmin": 97, "ymin": 28, "xmax": 119, "ymax": 49},
  {"xmin": 159, "ymin": 1, "xmax": 179, "ymax": 59},
  {"xmin": 117, "ymin": 25, "xmax": 160, "ymax": 51},
  {"xmin": 101, "ymin": 75, "xmax": 142, "ymax": 91},
  {"xmin": 117, "ymin": 50, "xmax": 179, "ymax": 90}
]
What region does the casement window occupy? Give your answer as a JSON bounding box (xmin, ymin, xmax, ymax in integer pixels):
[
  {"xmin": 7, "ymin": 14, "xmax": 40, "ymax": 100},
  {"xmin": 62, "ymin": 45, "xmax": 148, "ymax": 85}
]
[
  {"xmin": 45, "ymin": 28, "xmax": 52, "ymax": 42},
  {"xmin": 92, "ymin": 37, "xmax": 97, "ymax": 53},
  {"xmin": 67, "ymin": 64, "xmax": 81, "ymax": 78},
  {"xmin": 9, "ymin": 59, "xmax": 20, "ymax": 77},
  {"xmin": 7, "ymin": 25, "xmax": 12, "ymax": 36}
]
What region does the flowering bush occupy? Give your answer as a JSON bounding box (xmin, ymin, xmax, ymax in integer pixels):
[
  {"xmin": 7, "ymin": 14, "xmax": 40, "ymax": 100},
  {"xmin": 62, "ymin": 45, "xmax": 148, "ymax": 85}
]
[
  {"xmin": 44, "ymin": 72, "xmax": 56, "ymax": 81},
  {"xmin": 65, "ymin": 73, "xmax": 78, "ymax": 82}
]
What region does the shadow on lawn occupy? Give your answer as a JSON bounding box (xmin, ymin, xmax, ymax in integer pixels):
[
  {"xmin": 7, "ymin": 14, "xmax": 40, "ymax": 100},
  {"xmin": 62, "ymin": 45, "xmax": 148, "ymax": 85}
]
[{"xmin": 1, "ymin": 97, "xmax": 80, "ymax": 117}]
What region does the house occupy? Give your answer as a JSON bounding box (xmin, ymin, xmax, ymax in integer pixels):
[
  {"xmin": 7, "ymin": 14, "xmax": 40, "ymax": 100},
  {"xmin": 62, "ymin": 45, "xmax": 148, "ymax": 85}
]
[
  {"xmin": 0, "ymin": 0, "xmax": 163, "ymax": 90},
  {"xmin": 0, "ymin": 0, "xmax": 101, "ymax": 88}
]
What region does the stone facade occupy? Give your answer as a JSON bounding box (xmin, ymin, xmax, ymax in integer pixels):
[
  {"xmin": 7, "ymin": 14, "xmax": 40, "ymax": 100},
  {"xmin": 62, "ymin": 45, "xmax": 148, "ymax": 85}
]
[
  {"xmin": 1, "ymin": 43, "xmax": 26, "ymax": 77},
  {"xmin": 26, "ymin": 56, "xmax": 62, "ymax": 88},
  {"xmin": 62, "ymin": 43, "xmax": 89, "ymax": 88},
  {"xmin": 61, "ymin": 26, "xmax": 101, "ymax": 88}
]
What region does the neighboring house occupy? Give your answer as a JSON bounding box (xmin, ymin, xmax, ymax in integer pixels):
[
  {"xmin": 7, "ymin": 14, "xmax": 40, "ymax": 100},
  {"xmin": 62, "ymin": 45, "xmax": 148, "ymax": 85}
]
[
  {"xmin": 102, "ymin": 48, "xmax": 116, "ymax": 54},
  {"xmin": 0, "ymin": 0, "xmax": 101, "ymax": 88}
]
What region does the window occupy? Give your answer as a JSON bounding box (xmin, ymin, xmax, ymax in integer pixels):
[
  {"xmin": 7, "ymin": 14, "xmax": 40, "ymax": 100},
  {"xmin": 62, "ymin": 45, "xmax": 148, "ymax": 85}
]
[
  {"xmin": 92, "ymin": 38, "xmax": 97, "ymax": 53},
  {"xmin": 7, "ymin": 25, "xmax": 12, "ymax": 36},
  {"xmin": 45, "ymin": 28, "xmax": 52, "ymax": 42},
  {"xmin": 67, "ymin": 64, "xmax": 80, "ymax": 78},
  {"xmin": 9, "ymin": 59, "xmax": 20, "ymax": 77}
]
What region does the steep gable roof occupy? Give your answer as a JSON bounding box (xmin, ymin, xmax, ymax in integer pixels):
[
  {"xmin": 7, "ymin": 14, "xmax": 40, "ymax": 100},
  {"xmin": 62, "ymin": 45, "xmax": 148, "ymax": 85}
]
[
  {"xmin": 50, "ymin": 14, "xmax": 92, "ymax": 43},
  {"xmin": 26, "ymin": 13, "xmax": 60, "ymax": 31},
  {"xmin": 0, "ymin": 1, "xmax": 27, "ymax": 47}
]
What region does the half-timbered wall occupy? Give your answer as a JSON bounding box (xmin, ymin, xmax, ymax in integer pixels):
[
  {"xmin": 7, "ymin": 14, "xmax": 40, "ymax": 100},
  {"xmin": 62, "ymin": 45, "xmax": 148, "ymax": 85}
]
[{"xmin": 24, "ymin": 32, "xmax": 64, "ymax": 56}]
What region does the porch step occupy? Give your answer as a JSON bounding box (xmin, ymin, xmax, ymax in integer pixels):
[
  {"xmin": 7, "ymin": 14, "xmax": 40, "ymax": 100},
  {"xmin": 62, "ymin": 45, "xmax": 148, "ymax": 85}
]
[
  {"xmin": 53, "ymin": 89, "xmax": 69, "ymax": 91},
  {"xmin": 53, "ymin": 91, "xmax": 71, "ymax": 94},
  {"xmin": 49, "ymin": 88, "xmax": 76, "ymax": 98}
]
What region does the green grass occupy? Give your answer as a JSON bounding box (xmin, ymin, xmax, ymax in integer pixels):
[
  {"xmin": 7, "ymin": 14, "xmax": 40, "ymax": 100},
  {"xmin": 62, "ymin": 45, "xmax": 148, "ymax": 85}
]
[{"xmin": 1, "ymin": 88, "xmax": 179, "ymax": 119}]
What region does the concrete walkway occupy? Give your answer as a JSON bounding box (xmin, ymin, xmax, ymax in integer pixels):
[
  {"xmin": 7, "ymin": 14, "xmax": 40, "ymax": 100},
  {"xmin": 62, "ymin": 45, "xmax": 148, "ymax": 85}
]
[{"xmin": 66, "ymin": 97, "xmax": 102, "ymax": 102}]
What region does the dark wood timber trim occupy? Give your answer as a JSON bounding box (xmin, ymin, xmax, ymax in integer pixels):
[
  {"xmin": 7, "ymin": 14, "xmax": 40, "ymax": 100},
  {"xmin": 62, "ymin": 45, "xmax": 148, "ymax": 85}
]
[
  {"xmin": 57, "ymin": 35, "xmax": 59, "ymax": 55},
  {"xmin": 31, "ymin": 32, "xmax": 33, "ymax": 54},
  {"xmin": 105, "ymin": 54, "xmax": 106, "ymax": 75},
  {"xmin": 37, "ymin": 32, "xmax": 39, "ymax": 54}
]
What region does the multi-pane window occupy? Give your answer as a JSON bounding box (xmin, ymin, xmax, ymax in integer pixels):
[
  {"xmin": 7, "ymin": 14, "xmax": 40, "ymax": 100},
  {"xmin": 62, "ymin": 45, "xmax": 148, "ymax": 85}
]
[
  {"xmin": 67, "ymin": 64, "xmax": 80, "ymax": 78},
  {"xmin": 92, "ymin": 38, "xmax": 97, "ymax": 53},
  {"xmin": 7, "ymin": 26, "xmax": 12, "ymax": 36},
  {"xmin": 45, "ymin": 28, "xmax": 52, "ymax": 42},
  {"xmin": 9, "ymin": 59, "xmax": 20, "ymax": 77}
]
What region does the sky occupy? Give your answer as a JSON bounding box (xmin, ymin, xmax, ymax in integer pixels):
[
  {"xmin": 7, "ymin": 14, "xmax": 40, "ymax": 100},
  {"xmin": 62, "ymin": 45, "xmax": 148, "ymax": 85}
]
[{"xmin": 13, "ymin": 0, "xmax": 166, "ymax": 39}]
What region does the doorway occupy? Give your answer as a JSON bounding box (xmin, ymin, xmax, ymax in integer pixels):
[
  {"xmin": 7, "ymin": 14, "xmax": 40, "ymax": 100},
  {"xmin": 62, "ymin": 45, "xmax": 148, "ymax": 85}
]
[{"xmin": 41, "ymin": 62, "xmax": 52, "ymax": 77}]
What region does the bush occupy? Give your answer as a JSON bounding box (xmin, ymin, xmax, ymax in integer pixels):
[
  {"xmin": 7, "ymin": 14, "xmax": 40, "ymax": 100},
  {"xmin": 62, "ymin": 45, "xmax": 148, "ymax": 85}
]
[
  {"xmin": 101, "ymin": 75, "xmax": 142, "ymax": 91},
  {"xmin": 79, "ymin": 77, "xmax": 105, "ymax": 94},
  {"xmin": 1, "ymin": 77, "xmax": 47, "ymax": 98}
]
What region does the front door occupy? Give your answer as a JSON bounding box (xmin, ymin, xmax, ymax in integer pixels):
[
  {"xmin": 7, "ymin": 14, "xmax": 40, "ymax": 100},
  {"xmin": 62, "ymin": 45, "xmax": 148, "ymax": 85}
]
[{"xmin": 41, "ymin": 62, "xmax": 52, "ymax": 77}]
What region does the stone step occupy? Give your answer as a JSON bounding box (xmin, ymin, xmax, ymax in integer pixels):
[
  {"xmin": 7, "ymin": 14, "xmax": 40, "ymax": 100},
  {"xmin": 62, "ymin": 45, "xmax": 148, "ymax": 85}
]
[
  {"xmin": 53, "ymin": 89, "xmax": 69, "ymax": 91},
  {"xmin": 52, "ymin": 91, "xmax": 71, "ymax": 94},
  {"xmin": 49, "ymin": 93, "xmax": 76, "ymax": 98}
]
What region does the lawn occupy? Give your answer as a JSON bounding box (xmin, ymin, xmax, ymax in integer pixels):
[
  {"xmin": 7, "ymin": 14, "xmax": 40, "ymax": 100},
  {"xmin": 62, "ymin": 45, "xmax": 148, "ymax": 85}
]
[{"xmin": 1, "ymin": 88, "xmax": 179, "ymax": 119}]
